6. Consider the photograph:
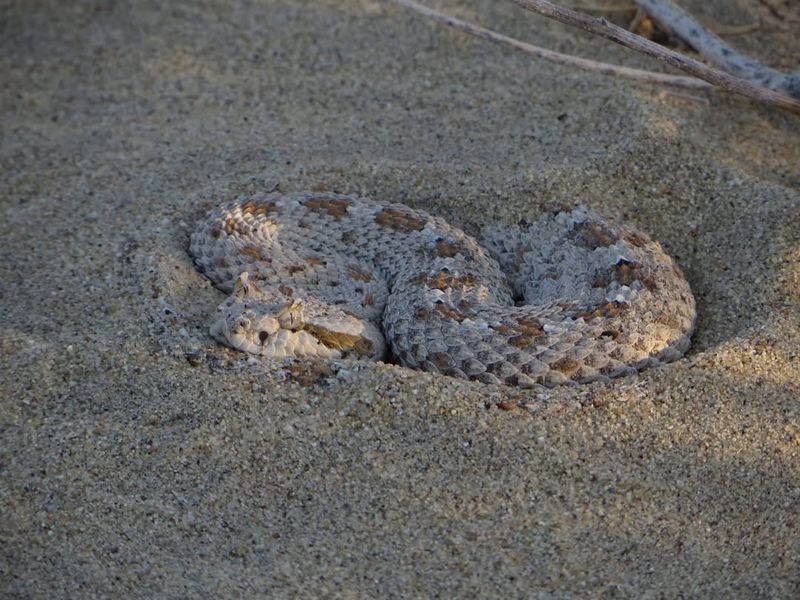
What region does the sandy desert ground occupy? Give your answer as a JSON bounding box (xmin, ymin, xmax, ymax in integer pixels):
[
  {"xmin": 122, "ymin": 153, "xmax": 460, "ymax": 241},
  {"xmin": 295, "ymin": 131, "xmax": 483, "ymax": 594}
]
[{"xmin": 2, "ymin": 0, "xmax": 799, "ymax": 596}]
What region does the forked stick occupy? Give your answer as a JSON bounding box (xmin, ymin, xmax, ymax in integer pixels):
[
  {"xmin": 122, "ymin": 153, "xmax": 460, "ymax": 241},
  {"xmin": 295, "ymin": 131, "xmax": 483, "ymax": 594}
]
[
  {"xmin": 389, "ymin": 0, "xmax": 800, "ymax": 114},
  {"xmin": 391, "ymin": 0, "xmax": 710, "ymax": 90},
  {"xmin": 509, "ymin": 0, "xmax": 800, "ymax": 112},
  {"xmin": 634, "ymin": 0, "xmax": 800, "ymax": 98}
]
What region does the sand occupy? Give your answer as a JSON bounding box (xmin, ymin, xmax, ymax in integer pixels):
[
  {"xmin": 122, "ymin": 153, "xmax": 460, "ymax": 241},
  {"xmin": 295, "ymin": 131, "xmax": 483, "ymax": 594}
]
[{"xmin": 2, "ymin": 0, "xmax": 799, "ymax": 596}]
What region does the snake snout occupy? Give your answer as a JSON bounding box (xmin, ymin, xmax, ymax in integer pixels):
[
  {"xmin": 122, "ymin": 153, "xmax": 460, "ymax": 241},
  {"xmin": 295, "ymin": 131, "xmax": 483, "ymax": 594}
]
[{"xmin": 276, "ymin": 299, "xmax": 305, "ymax": 331}]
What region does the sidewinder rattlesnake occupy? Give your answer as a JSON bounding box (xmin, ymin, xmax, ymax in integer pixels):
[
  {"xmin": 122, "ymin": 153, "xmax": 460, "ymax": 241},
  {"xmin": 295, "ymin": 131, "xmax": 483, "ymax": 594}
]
[{"xmin": 190, "ymin": 192, "xmax": 695, "ymax": 387}]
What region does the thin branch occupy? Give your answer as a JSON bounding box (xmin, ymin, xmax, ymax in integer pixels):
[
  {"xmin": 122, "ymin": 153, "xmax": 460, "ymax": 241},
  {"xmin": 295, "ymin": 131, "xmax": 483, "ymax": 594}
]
[
  {"xmin": 391, "ymin": 0, "xmax": 711, "ymax": 90},
  {"xmin": 573, "ymin": 3, "xmax": 637, "ymax": 13},
  {"xmin": 634, "ymin": 0, "xmax": 800, "ymax": 98},
  {"xmin": 508, "ymin": 0, "xmax": 800, "ymax": 113},
  {"xmin": 756, "ymin": 0, "xmax": 800, "ymax": 23}
]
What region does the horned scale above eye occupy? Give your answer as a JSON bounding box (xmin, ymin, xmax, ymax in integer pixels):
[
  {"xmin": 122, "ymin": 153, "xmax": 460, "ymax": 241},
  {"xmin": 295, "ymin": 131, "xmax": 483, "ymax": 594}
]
[{"xmin": 189, "ymin": 192, "xmax": 696, "ymax": 388}]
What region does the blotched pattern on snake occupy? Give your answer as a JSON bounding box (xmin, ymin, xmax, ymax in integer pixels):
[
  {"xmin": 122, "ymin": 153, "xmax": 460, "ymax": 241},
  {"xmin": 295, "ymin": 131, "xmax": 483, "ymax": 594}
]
[{"xmin": 190, "ymin": 192, "xmax": 695, "ymax": 387}]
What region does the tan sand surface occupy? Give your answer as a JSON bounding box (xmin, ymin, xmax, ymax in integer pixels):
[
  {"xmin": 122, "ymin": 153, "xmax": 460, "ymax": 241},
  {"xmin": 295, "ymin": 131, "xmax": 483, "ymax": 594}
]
[{"xmin": 2, "ymin": 0, "xmax": 799, "ymax": 596}]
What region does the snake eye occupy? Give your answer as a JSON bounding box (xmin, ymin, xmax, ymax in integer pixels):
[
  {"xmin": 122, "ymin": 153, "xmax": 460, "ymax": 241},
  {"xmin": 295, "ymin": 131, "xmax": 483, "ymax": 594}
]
[{"xmin": 259, "ymin": 331, "xmax": 269, "ymax": 344}]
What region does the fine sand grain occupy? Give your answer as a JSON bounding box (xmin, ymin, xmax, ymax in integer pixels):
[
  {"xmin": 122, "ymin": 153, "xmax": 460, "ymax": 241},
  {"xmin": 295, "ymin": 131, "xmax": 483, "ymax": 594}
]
[{"xmin": 2, "ymin": 0, "xmax": 799, "ymax": 596}]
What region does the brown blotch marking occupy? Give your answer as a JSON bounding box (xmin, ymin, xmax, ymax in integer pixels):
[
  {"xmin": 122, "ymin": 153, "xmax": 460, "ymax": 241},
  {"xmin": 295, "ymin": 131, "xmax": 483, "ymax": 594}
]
[
  {"xmin": 241, "ymin": 199, "xmax": 278, "ymax": 217},
  {"xmin": 416, "ymin": 307, "xmax": 431, "ymax": 321},
  {"xmin": 614, "ymin": 261, "xmax": 657, "ymax": 290},
  {"xmin": 432, "ymin": 239, "xmax": 468, "ymax": 258},
  {"xmin": 622, "ymin": 230, "xmax": 649, "ymax": 247},
  {"xmin": 507, "ymin": 316, "xmax": 546, "ymax": 348},
  {"xmin": 306, "ymin": 256, "xmax": 325, "ymax": 266},
  {"xmin": 301, "ymin": 324, "xmax": 373, "ymax": 357},
  {"xmin": 375, "ymin": 207, "xmax": 425, "ymax": 232},
  {"xmin": 517, "ymin": 317, "xmax": 545, "ymax": 335},
  {"xmin": 213, "ymin": 257, "xmax": 228, "ymax": 268},
  {"xmin": 490, "ymin": 324, "xmax": 513, "ymax": 335},
  {"xmin": 591, "ymin": 262, "xmax": 657, "ymax": 290},
  {"xmin": 278, "ymin": 285, "xmax": 293, "ymax": 297},
  {"xmin": 576, "ymin": 301, "xmax": 630, "ymax": 321},
  {"xmin": 571, "ymin": 220, "xmax": 619, "ymax": 249},
  {"xmin": 348, "ymin": 265, "xmax": 372, "ymax": 282},
  {"xmin": 341, "ymin": 231, "xmax": 357, "ymax": 245},
  {"xmin": 223, "ymin": 217, "xmax": 249, "ymax": 236},
  {"xmin": 551, "ymin": 356, "xmax": 580, "ymax": 376},
  {"xmin": 211, "ymin": 225, "xmax": 222, "ymax": 239},
  {"xmin": 508, "ymin": 335, "xmax": 533, "ymax": 349},
  {"xmin": 508, "ymin": 317, "xmax": 544, "ymax": 348},
  {"xmin": 409, "ymin": 271, "xmax": 476, "ymax": 291},
  {"xmin": 361, "ymin": 294, "xmax": 374, "ymax": 307},
  {"xmin": 240, "ymin": 245, "xmax": 266, "ymax": 261},
  {"xmin": 303, "ymin": 197, "xmax": 351, "ymax": 220},
  {"xmin": 435, "ymin": 303, "xmax": 470, "ymax": 322},
  {"xmin": 287, "ymin": 265, "xmax": 305, "ymax": 275}
]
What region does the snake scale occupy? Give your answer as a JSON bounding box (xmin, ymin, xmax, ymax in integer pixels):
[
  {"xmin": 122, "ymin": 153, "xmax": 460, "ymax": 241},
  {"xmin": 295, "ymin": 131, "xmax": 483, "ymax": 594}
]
[{"xmin": 190, "ymin": 192, "xmax": 696, "ymax": 387}]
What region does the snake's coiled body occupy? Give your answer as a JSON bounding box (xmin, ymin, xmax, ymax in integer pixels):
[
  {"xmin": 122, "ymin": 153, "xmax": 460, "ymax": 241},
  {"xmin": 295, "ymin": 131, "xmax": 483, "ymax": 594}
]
[{"xmin": 190, "ymin": 192, "xmax": 695, "ymax": 387}]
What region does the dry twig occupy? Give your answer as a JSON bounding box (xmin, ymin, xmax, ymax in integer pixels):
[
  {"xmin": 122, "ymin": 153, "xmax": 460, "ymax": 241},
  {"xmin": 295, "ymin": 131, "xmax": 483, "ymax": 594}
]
[
  {"xmin": 391, "ymin": 0, "xmax": 710, "ymax": 90},
  {"xmin": 756, "ymin": 0, "xmax": 799, "ymax": 23},
  {"xmin": 509, "ymin": 0, "xmax": 800, "ymax": 113},
  {"xmin": 634, "ymin": 0, "xmax": 800, "ymax": 98},
  {"xmin": 390, "ymin": 0, "xmax": 800, "ymax": 114}
]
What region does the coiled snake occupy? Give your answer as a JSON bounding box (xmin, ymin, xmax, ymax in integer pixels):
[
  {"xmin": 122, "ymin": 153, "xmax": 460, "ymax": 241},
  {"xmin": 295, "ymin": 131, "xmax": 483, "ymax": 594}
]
[{"xmin": 190, "ymin": 192, "xmax": 695, "ymax": 387}]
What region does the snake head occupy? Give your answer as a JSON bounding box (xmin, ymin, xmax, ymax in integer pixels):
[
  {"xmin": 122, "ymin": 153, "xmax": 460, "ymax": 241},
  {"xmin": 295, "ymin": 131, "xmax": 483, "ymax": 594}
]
[
  {"xmin": 210, "ymin": 272, "xmax": 313, "ymax": 356},
  {"xmin": 229, "ymin": 273, "xmax": 304, "ymax": 328},
  {"xmin": 209, "ymin": 286, "xmax": 385, "ymax": 360}
]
